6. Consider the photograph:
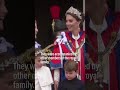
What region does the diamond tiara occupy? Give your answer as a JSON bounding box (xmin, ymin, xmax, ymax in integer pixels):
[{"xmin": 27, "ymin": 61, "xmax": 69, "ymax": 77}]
[{"xmin": 65, "ymin": 6, "xmax": 82, "ymax": 20}]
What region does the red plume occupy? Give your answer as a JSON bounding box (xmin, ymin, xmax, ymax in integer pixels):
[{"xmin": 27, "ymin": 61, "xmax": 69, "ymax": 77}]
[{"xmin": 50, "ymin": 5, "xmax": 60, "ymax": 19}]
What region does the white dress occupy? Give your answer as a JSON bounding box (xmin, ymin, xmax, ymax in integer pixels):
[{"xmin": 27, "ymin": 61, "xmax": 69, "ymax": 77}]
[{"xmin": 35, "ymin": 66, "xmax": 53, "ymax": 90}]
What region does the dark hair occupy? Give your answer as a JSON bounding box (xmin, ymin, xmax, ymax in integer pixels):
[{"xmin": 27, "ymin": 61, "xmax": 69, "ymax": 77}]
[{"xmin": 64, "ymin": 60, "xmax": 78, "ymax": 72}]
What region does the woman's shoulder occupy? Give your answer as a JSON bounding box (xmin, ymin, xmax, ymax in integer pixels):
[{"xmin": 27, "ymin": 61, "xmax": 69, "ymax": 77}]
[{"xmin": 64, "ymin": 31, "xmax": 71, "ymax": 37}]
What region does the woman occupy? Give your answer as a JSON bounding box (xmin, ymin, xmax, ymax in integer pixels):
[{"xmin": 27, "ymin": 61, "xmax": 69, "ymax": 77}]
[{"xmin": 50, "ymin": 6, "xmax": 85, "ymax": 90}]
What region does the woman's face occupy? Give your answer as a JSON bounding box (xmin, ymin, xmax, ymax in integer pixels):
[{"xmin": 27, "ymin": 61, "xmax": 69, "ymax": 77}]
[{"xmin": 66, "ymin": 14, "xmax": 80, "ymax": 31}]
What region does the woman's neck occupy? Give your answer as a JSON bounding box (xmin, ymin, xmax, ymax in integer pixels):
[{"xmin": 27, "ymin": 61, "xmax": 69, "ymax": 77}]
[{"xmin": 72, "ymin": 28, "xmax": 80, "ymax": 36}]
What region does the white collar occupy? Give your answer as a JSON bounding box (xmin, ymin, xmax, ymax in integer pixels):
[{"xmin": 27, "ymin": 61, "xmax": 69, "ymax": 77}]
[
  {"xmin": 89, "ymin": 18, "xmax": 108, "ymax": 34},
  {"xmin": 72, "ymin": 34, "xmax": 80, "ymax": 40}
]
